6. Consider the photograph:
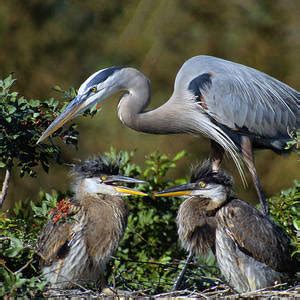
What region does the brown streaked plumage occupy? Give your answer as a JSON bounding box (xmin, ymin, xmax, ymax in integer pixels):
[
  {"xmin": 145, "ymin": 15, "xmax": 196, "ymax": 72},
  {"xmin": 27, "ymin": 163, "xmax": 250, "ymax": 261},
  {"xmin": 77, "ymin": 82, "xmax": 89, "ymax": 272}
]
[
  {"xmin": 37, "ymin": 154, "xmax": 146, "ymax": 289},
  {"xmin": 177, "ymin": 197, "xmax": 216, "ymax": 256},
  {"xmin": 156, "ymin": 161, "xmax": 298, "ymax": 293}
]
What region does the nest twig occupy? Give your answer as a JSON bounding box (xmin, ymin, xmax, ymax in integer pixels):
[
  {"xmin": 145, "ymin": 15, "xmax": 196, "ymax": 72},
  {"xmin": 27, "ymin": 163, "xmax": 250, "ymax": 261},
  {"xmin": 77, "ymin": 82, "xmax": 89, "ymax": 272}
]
[{"xmin": 42, "ymin": 283, "xmax": 300, "ymax": 298}]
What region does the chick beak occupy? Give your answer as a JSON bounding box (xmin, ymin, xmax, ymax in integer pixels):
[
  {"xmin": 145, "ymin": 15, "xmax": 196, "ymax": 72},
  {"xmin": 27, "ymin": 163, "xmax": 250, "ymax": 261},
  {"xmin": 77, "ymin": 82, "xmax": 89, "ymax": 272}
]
[
  {"xmin": 104, "ymin": 175, "xmax": 147, "ymax": 196},
  {"xmin": 154, "ymin": 183, "xmax": 194, "ymax": 197}
]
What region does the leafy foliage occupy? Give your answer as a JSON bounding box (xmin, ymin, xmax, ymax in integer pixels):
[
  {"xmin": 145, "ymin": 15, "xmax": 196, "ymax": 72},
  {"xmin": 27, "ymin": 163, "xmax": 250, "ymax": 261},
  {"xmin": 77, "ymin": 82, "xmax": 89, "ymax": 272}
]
[
  {"xmin": 269, "ymin": 131, "xmax": 299, "ymax": 255},
  {"xmin": 107, "ymin": 149, "xmax": 189, "ymax": 292},
  {"xmin": 105, "ymin": 149, "xmax": 220, "ymax": 292},
  {"xmin": 269, "ymin": 182, "xmax": 300, "ymax": 256},
  {"xmin": 0, "ymin": 191, "xmax": 63, "ymax": 297},
  {"xmin": 0, "ymin": 75, "xmax": 79, "ymax": 177},
  {"xmin": 286, "ymin": 129, "xmax": 300, "ymax": 157}
]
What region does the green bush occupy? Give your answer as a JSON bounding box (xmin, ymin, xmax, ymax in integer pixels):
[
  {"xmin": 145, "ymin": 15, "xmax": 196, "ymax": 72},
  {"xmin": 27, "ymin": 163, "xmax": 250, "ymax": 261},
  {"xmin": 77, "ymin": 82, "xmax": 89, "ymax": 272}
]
[
  {"xmin": 269, "ymin": 182, "xmax": 300, "ymax": 256},
  {"xmin": 0, "ymin": 192, "xmax": 63, "ymax": 297},
  {"xmin": 0, "ymin": 75, "xmax": 80, "ymax": 177},
  {"xmin": 0, "ymin": 75, "xmax": 99, "ymax": 206},
  {"xmin": 106, "ymin": 149, "xmax": 219, "ymax": 293}
]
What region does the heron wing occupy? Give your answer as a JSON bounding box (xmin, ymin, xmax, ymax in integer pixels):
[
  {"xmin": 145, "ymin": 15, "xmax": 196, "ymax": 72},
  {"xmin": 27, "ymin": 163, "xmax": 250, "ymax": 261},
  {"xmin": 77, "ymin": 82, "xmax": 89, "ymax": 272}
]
[
  {"xmin": 201, "ymin": 65, "xmax": 299, "ymax": 138},
  {"xmin": 36, "ymin": 202, "xmax": 80, "ymax": 265},
  {"xmin": 37, "ymin": 221, "xmax": 73, "ymax": 266},
  {"xmin": 217, "ymin": 199, "xmax": 292, "ymax": 272},
  {"xmin": 181, "ymin": 56, "xmax": 299, "ymax": 138}
]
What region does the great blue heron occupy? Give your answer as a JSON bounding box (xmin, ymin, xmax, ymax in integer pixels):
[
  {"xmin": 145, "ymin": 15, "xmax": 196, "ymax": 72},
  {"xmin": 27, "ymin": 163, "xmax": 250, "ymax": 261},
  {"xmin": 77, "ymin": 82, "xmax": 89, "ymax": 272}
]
[
  {"xmin": 37, "ymin": 154, "xmax": 146, "ymax": 289},
  {"xmin": 155, "ymin": 161, "xmax": 297, "ymax": 293},
  {"xmin": 37, "ymin": 55, "xmax": 300, "ymax": 215}
]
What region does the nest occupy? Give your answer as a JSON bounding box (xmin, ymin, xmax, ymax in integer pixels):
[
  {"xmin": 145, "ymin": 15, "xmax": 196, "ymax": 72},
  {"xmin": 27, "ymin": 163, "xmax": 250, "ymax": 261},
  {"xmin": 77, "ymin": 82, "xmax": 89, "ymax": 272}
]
[{"xmin": 43, "ymin": 283, "xmax": 300, "ymax": 299}]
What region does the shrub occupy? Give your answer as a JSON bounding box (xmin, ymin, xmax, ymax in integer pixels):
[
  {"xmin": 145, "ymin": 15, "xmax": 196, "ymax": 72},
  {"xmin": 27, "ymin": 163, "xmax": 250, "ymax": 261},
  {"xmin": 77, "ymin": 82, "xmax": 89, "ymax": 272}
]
[
  {"xmin": 0, "ymin": 75, "xmax": 100, "ymax": 206},
  {"xmin": 269, "ymin": 182, "xmax": 300, "ymax": 255},
  {"xmin": 0, "ymin": 192, "xmax": 62, "ymax": 297}
]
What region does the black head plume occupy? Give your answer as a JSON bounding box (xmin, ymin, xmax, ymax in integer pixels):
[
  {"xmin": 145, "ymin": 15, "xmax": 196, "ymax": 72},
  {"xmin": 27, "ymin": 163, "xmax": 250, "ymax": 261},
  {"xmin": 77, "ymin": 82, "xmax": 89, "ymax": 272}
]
[
  {"xmin": 190, "ymin": 160, "xmax": 233, "ymax": 188},
  {"xmin": 73, "ymin": 154, "xmax": 122, "ymax": 178}
]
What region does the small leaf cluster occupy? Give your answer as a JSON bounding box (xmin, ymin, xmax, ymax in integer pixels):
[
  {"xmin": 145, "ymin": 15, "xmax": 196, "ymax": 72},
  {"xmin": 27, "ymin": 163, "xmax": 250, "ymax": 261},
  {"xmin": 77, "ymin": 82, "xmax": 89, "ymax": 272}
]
[
  {"xmin": 269, "ymin": 180, "xmax": 300, "ymax": 255},
  {"xmin": 0, "ymin": 75, "xmax": 79, "ymax": 177},
  {"xmin": 285, "ymin": 129, "xmax": 300, "ymax": 156}
]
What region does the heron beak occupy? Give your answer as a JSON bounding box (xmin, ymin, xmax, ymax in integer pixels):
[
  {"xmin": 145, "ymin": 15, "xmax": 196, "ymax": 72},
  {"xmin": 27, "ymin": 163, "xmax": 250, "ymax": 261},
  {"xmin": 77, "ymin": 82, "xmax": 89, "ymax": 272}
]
[
  {"xmin": 37, "ymin": 95, "xmax": 87, "ymax": 143},
  {"xmin": 154, "ymin": 183, "xmax": 194, "ymax": 197},
  {"xmin": 115, "ymin": 187, "xmax": 148, "ymax": 196},
  {"xmin": 105, "ymin": 175, "xmax": 148, "ymax": 196},
  {"xmin": 104, "ymin": 175, "xmax": 146, "ymax": 185},
  {"xmin": 37, "ymin": 85, "xmax": 111, "ymax": 143}
]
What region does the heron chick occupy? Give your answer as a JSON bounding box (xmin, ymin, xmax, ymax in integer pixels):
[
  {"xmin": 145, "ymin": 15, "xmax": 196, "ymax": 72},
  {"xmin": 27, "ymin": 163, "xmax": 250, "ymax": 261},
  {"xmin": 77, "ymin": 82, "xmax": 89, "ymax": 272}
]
[
  {"xmin": 155, "ymin": 161, "xmax": 297, "ymax": 293},
  {"xmin": 37, "ymin": 154, "xmax": 147, "ymax": 290}
]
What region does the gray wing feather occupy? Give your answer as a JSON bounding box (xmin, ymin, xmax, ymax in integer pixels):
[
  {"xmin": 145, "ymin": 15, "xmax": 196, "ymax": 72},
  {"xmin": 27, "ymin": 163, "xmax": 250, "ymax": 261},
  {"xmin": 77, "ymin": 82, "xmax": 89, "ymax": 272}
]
[
  {"xmin": 206, "ymin": 72, "xmax": 299, "ymax": 137},
  {"xmin": 218, "ymin": 199, "xmax": 293, "ymax": 273},
  {"xmin": 180, "ymin": 56, "xmax": 299, "ymax": 138}
]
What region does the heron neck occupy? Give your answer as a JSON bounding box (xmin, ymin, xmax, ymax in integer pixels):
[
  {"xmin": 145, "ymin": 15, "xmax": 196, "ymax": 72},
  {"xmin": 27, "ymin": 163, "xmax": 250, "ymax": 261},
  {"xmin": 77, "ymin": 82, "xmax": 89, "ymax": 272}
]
[
  {"xmin": 177, "ymin": 197, "xmax": 216, "ymax": 255},
  {"xmin": 117, "ymin": 68, "xmax": 185, "ymax": 134}
]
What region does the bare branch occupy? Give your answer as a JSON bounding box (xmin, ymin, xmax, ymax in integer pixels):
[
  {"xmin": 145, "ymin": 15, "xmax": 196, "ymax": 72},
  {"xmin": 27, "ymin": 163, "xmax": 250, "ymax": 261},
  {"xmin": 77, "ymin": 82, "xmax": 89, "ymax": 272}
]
[{"xmin": 0, "ymin": 168, "xmax": 11, "ymax": 207}]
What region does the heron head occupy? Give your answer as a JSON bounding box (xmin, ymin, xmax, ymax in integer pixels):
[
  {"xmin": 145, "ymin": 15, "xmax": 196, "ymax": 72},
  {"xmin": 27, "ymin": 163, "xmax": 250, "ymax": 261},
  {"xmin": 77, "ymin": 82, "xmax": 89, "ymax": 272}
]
[
  {"xmin": 73, "ymin": 154, "xmax": 147, "ymax": 197},
  {"xmin": 155, "ymin": 160, "xmax": 233, "ymax": 206},
  {"xmin": 37, "ymin": 66, "xmax": 124, "ymax": 143}
]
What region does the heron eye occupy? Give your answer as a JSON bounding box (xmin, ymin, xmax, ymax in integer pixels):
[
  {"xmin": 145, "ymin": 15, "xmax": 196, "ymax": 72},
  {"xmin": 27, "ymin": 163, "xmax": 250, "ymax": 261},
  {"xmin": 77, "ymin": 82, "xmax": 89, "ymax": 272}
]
[
  {"xmin": 101, "ymin": 175, "xmax": 107, "ymax": 181},
  {"xmin": 90, "ymin": 87, "xmax": 97, "ymax": 93},
  {"xmin": 198, "ymin": 181, "xmax": 206, "ymax": 188}
]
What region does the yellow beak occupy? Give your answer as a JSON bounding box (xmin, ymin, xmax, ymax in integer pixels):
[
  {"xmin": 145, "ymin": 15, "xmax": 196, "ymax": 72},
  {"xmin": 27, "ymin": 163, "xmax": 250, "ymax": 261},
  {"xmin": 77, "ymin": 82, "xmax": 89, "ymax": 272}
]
[
  {"xmin": 115, "ymin": 187, "xmax": 148, "ymax": 196},
  {"xmin": 154, "ymin": 190, "xmax": 192, "ymax": 197}
]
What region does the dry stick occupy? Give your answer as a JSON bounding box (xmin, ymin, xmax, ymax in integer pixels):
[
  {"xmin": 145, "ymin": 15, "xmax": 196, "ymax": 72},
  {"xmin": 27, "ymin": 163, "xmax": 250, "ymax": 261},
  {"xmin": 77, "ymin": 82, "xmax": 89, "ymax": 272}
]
[
  {"xmin": 42, "ymin": 270, "xmax": 97, "ymax": 296},
  {"xmin": 15, "ymin": 258, "xmax": 33, "ymax": 274},
  {"xmin": 0, "ymin": 168, "xmax": 11, "ymax": 207},
  {"xmin": 172, "ymin": 251, "xmax": 193, "ymax": 291}
]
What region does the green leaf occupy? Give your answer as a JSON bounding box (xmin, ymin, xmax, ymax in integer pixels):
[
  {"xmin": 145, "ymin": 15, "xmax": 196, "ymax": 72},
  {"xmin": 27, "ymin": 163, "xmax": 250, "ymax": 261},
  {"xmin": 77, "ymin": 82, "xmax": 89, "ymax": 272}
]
[
  {"xmin": 3, "ymin": 75, "xmax": 16, "ymax": 89},
  {"xmin": 52, "ymin": 85, "xmax": 64, "ymax": 92},
  {"xmin": 173, "ymin": 150, "xmax": 187, "ymax": 161},
  {"xmin": 6, "ymin": 105, "xmax": 16, "ymax": 114},
  {"xmin": 29, "ymin": 99, "xmax": 40, "ymax": 107},
  {"xmin": 5, "ymin": 237, "xmax": 24, "ymax": 258},
  {"xmin": 293, "ymin": 219, "xmax": 300, "ymax": 230}
]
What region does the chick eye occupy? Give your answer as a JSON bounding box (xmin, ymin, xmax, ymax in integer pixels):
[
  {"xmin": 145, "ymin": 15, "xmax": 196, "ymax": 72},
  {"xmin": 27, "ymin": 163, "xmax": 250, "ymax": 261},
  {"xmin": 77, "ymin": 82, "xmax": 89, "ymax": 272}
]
[
  {"xmin": 198, "ymin": 181, "xmax": 206, "ymax": 188},
  {"xmin": 90, "ymin": 87, "xmax": 97, "ymax": 93},
  {"xmin": 101, "ymin": 175, "xmax": 107, "ymax": 181}
]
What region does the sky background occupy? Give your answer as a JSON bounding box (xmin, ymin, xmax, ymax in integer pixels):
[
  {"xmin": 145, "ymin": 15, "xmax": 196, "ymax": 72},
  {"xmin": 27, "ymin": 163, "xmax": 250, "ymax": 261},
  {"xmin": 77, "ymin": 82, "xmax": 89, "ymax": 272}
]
[{"xmin": 0, "ymin": 0, "xmax": 299, "ymax": 208}]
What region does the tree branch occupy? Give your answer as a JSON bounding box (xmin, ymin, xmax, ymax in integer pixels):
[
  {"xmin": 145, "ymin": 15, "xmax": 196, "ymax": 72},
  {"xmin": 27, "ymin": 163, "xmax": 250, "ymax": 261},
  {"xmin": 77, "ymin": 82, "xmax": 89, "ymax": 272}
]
[{"xmin": 0, "ymin": 168, "xmax": 11, "ymax": 207}]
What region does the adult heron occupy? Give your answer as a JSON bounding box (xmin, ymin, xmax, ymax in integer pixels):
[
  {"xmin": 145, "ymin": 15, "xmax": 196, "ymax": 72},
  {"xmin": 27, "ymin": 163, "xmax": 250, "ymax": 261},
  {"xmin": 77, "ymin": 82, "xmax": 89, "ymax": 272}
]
[
  {"xmin": 37, "ymin": 154, "xmax": 146, "ymax": 289},
  {"xmin": 37, "ymin": 55, "xmax": 300, "ymax": 214},
  {"xmin": 155, "ymin": 161, "xmax": 297, "ymax": 293}
]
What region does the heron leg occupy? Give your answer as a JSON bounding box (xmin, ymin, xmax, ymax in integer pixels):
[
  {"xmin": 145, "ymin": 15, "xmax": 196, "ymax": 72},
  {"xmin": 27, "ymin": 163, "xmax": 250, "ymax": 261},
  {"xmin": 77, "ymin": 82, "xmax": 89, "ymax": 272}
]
[
  {"xmin": 241, "ymin": 136, "xmax": 269, "ymax": 215},
  {"xmin": 172, "ymin": 252, "xmax": 193, "ymax": 291},
  {"xmin": 210, "ymin": 140, "xmax": 225, "ymax": 172}
]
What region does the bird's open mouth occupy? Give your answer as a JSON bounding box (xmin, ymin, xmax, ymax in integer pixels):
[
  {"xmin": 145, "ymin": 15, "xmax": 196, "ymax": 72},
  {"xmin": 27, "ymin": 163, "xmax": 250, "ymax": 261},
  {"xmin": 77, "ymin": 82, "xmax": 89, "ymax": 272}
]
[{"xmin": 103, "ymin": 175, "xmax": 147, "ymax": 196}]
